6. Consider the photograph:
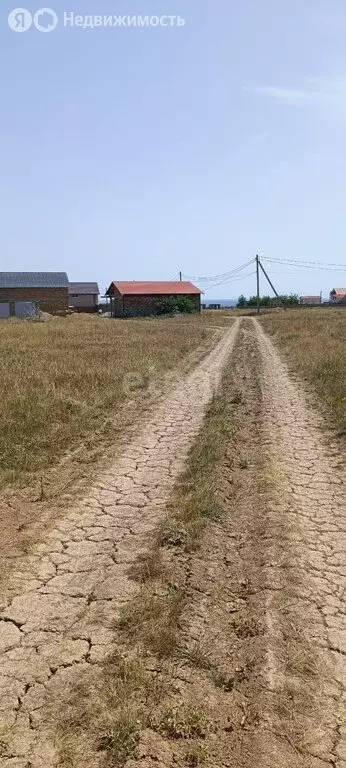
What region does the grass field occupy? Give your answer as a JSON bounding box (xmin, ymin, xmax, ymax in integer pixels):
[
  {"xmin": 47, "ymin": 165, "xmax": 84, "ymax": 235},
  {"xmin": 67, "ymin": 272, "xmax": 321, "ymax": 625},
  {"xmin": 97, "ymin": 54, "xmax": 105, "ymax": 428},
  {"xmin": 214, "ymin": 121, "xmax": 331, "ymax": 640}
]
[
  {"xmin": 260, "ymin": 309, "xmax": 346, "ymax": 434},
  {"xmin": 0, "ymin": 314, "xmax": 219, "ymax": 489}
]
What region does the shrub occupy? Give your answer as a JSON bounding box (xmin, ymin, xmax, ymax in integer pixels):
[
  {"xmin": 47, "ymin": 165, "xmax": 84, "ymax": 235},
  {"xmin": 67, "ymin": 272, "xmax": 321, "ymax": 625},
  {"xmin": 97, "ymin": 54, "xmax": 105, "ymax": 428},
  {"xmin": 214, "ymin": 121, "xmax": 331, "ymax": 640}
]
[{"xmin": 157, "ymin": 296, "xmax": 197, "ymax": 315}]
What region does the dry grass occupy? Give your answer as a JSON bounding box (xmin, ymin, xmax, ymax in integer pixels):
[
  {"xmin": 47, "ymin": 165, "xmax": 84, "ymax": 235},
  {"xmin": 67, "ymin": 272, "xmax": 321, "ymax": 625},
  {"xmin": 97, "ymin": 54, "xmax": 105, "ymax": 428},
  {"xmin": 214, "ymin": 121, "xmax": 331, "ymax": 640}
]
[
  {"xmin": 260, "ymin": 309, "xmax": 346, "ymax": 433},
  {"xmin": 128, "ymin": 547, "xmax": 166, "ymax": 583},
  {"xmin": 117, "ymin": 586, "xmax": 186, "ymax": 659},
  {"xmin": 57, "ymin": 650, "xmax": 165, "ymax": 768},
  {"xmin": 153, "ymin": 705, "xmax": 208, "ymax": 740},
  {"xmin": 182, "ymin": 639, "xmax": 213, "ymax": 671},
  {"xmin": 157, "ymin": 391, "xmax": 233, "ymax": 553},
  {"xmin": 184, "ymin": 743, "xmax": 209, "ymax": 766},
  {"xmin": 0, "ymin": 314, "xmax": 219, "ymax": 489}
]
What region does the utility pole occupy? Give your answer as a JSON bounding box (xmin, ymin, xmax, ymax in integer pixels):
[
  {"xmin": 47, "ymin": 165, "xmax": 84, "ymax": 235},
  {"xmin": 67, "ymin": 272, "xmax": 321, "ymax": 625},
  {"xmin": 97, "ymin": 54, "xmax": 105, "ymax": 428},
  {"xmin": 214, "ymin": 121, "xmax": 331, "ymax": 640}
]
[
  {"xmin": 258, "ymin": 258, "xmax": 286, "ymax": 310},
  {"xmin": 179, "ymin": 271, "xmax": 182, "ymax": 282},
  {"xmin": 256, "ymin": 254, "xmax": 260, "ymax": 314}
]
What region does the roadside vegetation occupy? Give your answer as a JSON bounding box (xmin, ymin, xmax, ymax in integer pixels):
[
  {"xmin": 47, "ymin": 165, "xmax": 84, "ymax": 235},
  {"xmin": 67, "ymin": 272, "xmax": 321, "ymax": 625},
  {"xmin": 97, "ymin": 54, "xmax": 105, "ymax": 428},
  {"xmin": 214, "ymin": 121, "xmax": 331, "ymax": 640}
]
[
  {"xmin": 57, "ymin": 358, "xmax": 237, "ymax": 768},
  {"xmin": 260, "ymin": 309, "xmax": 346, "ymax": 433},
  {"xmin": 157, "ymin": 296, "xmax": 197, "ymax": 314},
  {"xmin": 237, "ymin": 293, "xmax": 299, "ymax": 308},
  {"xmin": 0, "ymin": 313, "xmax": 220, "ymax": 489}
]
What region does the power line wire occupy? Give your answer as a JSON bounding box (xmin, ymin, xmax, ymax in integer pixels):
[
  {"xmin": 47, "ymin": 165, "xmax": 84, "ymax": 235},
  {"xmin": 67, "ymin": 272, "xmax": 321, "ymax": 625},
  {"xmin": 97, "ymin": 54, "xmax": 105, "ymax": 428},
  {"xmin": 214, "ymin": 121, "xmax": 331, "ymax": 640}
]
[
  {"xmin": 182, "ymin": 258, "xmax": 255, "ymax": 283},
  {"xmin": 206, "ymin": 269, "xmax": 256, "ymax": 290},
  {"xmin": 262, "ymin": 256, "xmax": 346, "ymax": 267},
  {"xmin": 261, "ymin": 257, "xmax": 346, "ymax": 272}
]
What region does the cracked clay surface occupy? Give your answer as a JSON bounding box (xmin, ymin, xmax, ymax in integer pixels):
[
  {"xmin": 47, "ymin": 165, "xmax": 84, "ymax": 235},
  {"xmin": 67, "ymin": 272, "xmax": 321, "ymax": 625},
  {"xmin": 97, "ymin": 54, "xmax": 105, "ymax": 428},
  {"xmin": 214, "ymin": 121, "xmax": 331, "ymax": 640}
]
[
  {"xmin": 253, "ymin": 319, "xmax": 346, "ymax": 767},
  {"xmin": 0, "ymin": 322, "xmax": 239, "ymax": 766}
]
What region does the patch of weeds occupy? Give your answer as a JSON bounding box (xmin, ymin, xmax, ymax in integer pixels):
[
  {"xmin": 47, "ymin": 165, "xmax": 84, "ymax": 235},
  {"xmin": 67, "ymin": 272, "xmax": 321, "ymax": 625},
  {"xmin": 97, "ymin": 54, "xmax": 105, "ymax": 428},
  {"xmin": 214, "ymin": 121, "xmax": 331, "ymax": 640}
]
[
  {"xmin": 103, "ymin": 650, "xmax": 147, "ymax": 688},
  {"xmin": 185, "ymin": 743, "xmax": 209, "ymax": 766},
  {"xmin": 213, "ymin": 671, "xmax": 236, "ymax": 692},
  {"xmin": 96, "ymin": 714, "xmax": 140, "ymax": 764},
  {"xmin": 158, "ymin": 518, "xmax": 188, "ymax": 548},
  {"xmin": 56, "ymin": 734, "xmax": 79, "ymax": 768},
  {"xmin": 158, "ymin": 514, "xmax": 208, "ymax": 553},
  {"xmin": 57, "ymin": 651, "xmax": 156, "ymax": 768},
  {"xmin": 154, "ymin": 705, "xmax": 208, "ymax": 740},
  {"xmin": 129, "ymin": 546, "xmax": 166, "ymax": 583},
  {"xmin": 284, "ymin": 632, "xmax": 319, "ymax": 679},
  {"xmin": 117, "ymin": 587, "xmax": 186, "ymax": 658},
  {"xmin": 183, "ymin": 639, "xmax": 213, "ymax": 671},
  {"xmin": 183, "ymin": 520, "xmax": 207, "ymax": 551},
  {"xmin": 158, "ymin": 390, "xmax": 232, "ymax": 550},
  {"xmin": 213, "ymin": 665, "xmax": 248, "ymax": 692},
  {"xmin": 232, "ymin": 616, "xmax": 260, "ymax": 638},
  {"xmin": 159, "ymin": 488, "xmax": 223, "ymax": 554},
  {"xmin": 196, "ymin": 490, "xmax": 224, "ymax": 522}
]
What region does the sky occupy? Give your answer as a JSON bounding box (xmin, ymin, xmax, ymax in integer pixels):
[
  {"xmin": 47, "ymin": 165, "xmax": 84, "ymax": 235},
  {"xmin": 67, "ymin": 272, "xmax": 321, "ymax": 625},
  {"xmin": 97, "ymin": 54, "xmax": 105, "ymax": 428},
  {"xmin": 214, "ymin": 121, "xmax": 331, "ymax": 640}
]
[{"xmin": 2, "ymin": 0, "xmax": 346, "ymax": 299}]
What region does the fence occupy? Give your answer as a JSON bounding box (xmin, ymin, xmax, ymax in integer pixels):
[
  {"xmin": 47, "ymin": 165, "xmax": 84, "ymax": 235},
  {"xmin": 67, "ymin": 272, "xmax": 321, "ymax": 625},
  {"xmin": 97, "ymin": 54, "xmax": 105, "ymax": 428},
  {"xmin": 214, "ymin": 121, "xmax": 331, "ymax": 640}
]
[{"xmin": 0, "ymin": 301, "xmax": 38, "ymax": 319}]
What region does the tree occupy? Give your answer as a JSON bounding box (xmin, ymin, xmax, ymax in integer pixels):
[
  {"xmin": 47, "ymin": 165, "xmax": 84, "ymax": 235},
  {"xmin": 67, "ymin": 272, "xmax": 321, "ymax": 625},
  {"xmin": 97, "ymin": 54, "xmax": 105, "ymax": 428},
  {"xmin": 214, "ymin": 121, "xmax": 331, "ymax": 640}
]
[
  {"xmin": 237, "ymin": 295, "xmax": 247, "ymax": 308},
  {"xmin": 238, "ymin": 293, "xmax": 300, "ymax": 308}
]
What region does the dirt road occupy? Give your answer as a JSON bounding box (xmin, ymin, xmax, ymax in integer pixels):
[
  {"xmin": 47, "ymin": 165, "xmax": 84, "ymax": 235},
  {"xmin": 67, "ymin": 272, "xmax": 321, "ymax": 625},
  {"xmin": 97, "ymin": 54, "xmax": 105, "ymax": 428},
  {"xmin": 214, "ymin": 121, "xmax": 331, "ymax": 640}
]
[
  {"xmin": 129, "ymin": 318, "xmax": 344, "ymax": 768},
  {"xmin": 255, "ymin": 319, "xmax": 346, "ymax": 767},
  {"xmin": 0, "ymin": 318, "xmax": 345, "ymax": 768}
]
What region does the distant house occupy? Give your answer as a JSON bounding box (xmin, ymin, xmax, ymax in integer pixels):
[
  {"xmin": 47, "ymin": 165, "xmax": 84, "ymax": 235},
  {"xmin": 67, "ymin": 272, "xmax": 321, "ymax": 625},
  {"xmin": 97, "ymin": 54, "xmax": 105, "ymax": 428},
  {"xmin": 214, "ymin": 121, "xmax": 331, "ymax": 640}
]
[
  {"xmin": 299, "ymin": 296, "xmax": 322, "ymax": 306},
  {"xmin": 105, "ymin": 281, "xmax": 202, "ymax": 317},
  {"xmin": 0, "ymin": 272, "xmax": 69, "ymax": 316},
  {"xmin": 330, "ymin": 288, "xmax": 346, "ymax": 305},
  {"xmin": 69, "ymin": 282, "xmax": 99, "ymax": 313}
]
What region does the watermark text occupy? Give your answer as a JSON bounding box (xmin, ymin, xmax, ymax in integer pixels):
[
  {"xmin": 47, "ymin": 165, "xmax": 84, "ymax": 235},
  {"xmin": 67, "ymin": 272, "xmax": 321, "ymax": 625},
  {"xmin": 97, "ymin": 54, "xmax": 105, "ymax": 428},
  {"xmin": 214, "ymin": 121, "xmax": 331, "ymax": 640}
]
[{"xmin": 8, "ymin": 8, "xmax": 186, "ymax": 32}]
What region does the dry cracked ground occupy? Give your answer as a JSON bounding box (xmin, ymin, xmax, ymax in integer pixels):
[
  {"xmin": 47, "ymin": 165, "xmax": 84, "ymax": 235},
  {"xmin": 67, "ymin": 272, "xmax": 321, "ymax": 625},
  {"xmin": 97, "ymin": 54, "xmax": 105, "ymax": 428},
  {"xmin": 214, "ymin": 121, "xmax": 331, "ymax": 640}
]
[{"xmin": 0, "ymin": 318, "xmax": 345, "ymax": 767}]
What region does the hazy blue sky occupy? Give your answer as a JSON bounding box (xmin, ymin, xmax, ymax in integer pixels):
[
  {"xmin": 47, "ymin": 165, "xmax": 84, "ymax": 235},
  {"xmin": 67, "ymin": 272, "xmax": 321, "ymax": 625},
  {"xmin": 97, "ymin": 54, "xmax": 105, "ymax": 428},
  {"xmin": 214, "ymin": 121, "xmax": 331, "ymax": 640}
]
[{"xmin": 2, "ymin": 0, "xmax": 346, "ymax": 298}]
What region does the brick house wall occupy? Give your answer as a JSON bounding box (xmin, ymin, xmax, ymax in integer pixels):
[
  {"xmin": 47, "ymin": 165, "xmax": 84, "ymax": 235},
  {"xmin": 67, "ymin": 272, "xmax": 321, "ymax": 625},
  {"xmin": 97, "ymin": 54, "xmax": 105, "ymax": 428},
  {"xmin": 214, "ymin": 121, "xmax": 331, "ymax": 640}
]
[
  {"xmin": 113, "ymin": 296, "xmax": 124, "ymax": 317},
  {"xmin": 300, "ymin": 297, "xmax": 321, "ymax": 306},
  {"xmin": 68, "ymin": 293, "xmax": 98, "ymax": 312},
  {"xmin": 0, "ymin": 287, "xmax": 68, "ymax": 314},
  {"xmin": 115, "ymin": 293, "xmax": 200, "ymax": 317}
]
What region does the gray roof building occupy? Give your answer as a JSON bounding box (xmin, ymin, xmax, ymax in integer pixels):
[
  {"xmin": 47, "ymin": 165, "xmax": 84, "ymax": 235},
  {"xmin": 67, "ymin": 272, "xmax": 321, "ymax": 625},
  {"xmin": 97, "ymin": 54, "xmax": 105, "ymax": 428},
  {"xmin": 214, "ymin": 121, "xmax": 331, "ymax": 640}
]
[
  {"xmin": 0, "ymin": 272, "xmax": 68, "ymax": 288},
  {"xmin": 68, "ymin": 282, "xmax": 99, "ymax": 295},
  {"xmin": 0, "ymin": 272, "xmax": 69, "ymax": 315},
  {"xmin": 68, "ymin": 282, "xmax": 99, "ymax": 312}
]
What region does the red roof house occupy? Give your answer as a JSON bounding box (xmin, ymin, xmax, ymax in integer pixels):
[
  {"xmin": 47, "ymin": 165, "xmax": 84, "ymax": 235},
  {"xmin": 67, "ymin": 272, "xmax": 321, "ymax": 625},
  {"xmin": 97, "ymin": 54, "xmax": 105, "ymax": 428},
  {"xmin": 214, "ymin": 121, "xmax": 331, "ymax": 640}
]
[
  {"xmin": 106, "ymin": 281, "xmax": 202, "ymax": 317},
  {"xmin": 330, "ymin": 288, "xmax": 346, "ymax": 304}
]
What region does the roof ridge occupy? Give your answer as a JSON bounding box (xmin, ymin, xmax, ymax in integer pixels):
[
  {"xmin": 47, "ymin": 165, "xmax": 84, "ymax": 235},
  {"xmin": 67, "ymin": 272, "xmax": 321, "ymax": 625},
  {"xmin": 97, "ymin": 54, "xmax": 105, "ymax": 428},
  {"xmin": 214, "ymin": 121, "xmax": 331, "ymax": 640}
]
[
  {"xmin": 0, "ymin": 272, "xmax": 69, "ymax": 288},
  {"xmin": 107, "ymin": 280, "xmax": 202, "ymax": 296}
]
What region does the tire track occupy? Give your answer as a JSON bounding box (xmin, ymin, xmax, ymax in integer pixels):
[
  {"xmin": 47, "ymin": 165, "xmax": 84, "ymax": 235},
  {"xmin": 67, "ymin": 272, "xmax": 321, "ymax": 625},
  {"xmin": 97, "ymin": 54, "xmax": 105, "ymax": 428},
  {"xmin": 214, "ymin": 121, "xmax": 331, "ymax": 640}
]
[
  {"xmin": 0, "ymin": 321, "xmax": 239, "ymax": 767},
  {"xmin": 253, "ymin": 318, "xmax": 346, "ymax": 768}
]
